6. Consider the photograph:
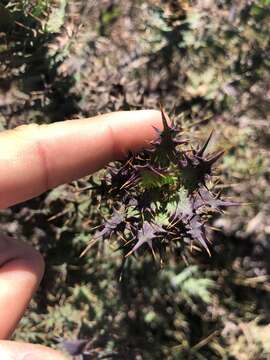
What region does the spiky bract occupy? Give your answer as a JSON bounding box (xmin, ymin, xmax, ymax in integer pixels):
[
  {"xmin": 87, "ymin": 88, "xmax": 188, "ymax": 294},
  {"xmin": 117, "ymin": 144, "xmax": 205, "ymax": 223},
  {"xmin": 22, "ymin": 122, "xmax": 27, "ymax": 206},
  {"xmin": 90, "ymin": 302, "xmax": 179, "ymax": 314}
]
[{"xmin": 87, "ymin": 111, "xmax": 236, "ymax": 264}]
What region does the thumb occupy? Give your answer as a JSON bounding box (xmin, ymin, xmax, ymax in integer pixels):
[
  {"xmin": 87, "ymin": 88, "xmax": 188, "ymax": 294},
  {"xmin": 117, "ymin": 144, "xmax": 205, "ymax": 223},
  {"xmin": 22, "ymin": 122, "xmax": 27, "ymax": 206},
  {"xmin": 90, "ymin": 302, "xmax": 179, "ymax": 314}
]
[{"xmin": 0, "ymin": 341, "xmax": 69, "ymax": 360}]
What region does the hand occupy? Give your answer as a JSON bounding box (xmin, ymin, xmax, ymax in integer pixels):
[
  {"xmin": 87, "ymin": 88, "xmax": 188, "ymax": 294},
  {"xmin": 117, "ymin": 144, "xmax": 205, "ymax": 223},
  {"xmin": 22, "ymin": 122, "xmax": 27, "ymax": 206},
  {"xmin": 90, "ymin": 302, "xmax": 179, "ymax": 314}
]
[{"xmin": 0, "ymin": 110, "xmax": 162, "ymax": 359}]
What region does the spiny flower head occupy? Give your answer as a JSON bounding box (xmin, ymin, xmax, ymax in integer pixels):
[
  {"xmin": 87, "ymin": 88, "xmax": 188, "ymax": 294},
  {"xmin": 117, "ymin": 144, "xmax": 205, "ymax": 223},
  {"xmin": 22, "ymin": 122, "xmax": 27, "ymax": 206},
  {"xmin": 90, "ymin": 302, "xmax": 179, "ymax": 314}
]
[
  {"xmin": 85, "ymin": 110, "xmax": 236, "ymax": 264},
  {"xmin": 179, "ymin": 131, "xmax": 224, "ymax": 192}
]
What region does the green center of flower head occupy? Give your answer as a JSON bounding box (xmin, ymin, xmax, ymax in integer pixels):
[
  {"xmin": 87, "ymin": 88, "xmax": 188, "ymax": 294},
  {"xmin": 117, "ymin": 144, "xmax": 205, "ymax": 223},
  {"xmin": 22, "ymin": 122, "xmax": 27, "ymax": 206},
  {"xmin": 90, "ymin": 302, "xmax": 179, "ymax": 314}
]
[{"xmin": 87, "ymin": 109, "xmax": 236, "ymax": 264}]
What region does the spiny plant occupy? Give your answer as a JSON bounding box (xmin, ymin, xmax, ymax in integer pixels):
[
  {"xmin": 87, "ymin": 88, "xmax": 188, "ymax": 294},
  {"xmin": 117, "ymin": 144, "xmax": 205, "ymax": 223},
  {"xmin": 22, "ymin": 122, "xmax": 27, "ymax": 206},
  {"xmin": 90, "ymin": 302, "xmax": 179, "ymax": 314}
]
[{"xmin": 84, "ymin": 110, "xmax": 236, "ymax": 265}]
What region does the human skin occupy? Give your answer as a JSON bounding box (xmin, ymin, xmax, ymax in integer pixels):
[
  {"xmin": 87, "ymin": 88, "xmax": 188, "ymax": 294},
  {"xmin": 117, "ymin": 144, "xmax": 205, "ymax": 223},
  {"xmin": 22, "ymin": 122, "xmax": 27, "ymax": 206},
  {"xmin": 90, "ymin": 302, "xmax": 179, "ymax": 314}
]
[{"xmin": 0, "ymin": 110, "xmax": 163, "ymax": 359}]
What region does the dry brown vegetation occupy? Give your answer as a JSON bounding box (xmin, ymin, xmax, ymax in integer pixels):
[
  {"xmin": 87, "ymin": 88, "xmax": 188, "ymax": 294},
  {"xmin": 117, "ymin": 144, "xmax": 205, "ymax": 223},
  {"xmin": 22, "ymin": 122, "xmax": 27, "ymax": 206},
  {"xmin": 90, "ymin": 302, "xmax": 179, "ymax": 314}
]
[{"xmin": 1, "ymin": 0, "xmax": 270, "ymax": 359}]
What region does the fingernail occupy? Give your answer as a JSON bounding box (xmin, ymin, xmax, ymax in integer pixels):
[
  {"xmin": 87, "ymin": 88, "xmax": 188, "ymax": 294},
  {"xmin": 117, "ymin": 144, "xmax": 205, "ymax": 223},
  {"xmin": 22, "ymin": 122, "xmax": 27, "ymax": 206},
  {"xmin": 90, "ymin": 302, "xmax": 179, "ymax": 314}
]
[{"xmin": 21, "ymin": 353, "xmax": 37, "ymax": 360}]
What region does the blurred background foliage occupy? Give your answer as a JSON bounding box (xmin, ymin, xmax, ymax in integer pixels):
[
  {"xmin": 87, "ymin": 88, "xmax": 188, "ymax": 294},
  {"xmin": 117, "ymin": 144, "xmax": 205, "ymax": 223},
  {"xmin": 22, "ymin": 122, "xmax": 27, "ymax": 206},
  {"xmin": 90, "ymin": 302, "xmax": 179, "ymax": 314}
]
[{"xmin": 0, "ymin": 0, "xmax": 270, "ymax": 359}]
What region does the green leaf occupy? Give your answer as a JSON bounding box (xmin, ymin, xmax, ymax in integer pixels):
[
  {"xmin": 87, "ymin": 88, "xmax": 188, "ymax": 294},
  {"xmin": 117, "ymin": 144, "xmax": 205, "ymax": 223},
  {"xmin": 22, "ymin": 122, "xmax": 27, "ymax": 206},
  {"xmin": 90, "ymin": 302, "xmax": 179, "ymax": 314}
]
[
  {"xmin": 258, "ymin": 0, "xmax": 270, "ymax": 5},
  {"xmin": 140, "ymin": 170, "xmax": 177, "ymax": 189},
  {"xmin": 154, "ymin": 211, "xmax": 169, "ymax": 226},
  {"xmin": 166, "ymin": 187, "xmax": 192, "ymax": 217},
  {"xmin": 46, "ymin": 0, "xmax": 67, "ymax": 33},
  {"xmin": 170, "ymin": 266, "xmax": 215, "ymax": 304}
]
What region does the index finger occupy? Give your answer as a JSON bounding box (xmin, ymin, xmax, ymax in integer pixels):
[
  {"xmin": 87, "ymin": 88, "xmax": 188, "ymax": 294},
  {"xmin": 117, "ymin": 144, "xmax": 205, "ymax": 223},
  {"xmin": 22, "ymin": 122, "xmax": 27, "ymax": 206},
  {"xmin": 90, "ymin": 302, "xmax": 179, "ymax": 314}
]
[{"xmin": 0, "ymin": 110, "xmax": 163, "ymax": 208}]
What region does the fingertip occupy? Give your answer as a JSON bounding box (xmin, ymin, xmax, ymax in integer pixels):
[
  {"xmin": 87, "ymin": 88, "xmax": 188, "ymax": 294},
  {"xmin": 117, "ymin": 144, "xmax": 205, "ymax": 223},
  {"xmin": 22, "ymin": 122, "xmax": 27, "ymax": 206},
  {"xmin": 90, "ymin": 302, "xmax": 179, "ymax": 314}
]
[
  {"xmin": 0, "ymin": 341, "xmax": 68, "ymax": 360},
  {"xmin": 104, "ymin": 109, "xmax": 164, "ymax": 157},
  {"xmin": 26, "ymin": 247, "xmax": 45, "ymax": 286},
  {"xmin": 0, "ymin": 109, "xmax": 166, "ymax": 208},
  {"xmin": 132, "ymin": 109, "xmax": 162, "ymax": 119}
]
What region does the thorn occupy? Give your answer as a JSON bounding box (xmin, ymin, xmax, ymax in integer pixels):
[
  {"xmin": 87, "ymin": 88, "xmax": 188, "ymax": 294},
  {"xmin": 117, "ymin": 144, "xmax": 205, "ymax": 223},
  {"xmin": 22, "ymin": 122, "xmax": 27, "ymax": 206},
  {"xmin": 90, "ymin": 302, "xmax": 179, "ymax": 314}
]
[
  {"xmin": 116, "ymin": 239, "xmax": 134, "ymax": 253},
  {"xmin": 206, "ymin": 150, "xmax": 224, "ymax": 167},
  {"xmin": 183, "ymin": 152, "xmax": 193, "ymax": 165},
  {"xmin": 80, "ymin": 237, "xmax": 99, "ymax": 257},
  {"xmin": 206, "ymin": 245, "xmax": 211, "ymax": 257},
  {"xmin": 89, "ymin": 224, "xmax": 103, "ymax": 231},
  {"xmin": 215, "ymin": 183, "xmax": 240, "ymax": 189},
  {"xmin": 118, "ymin": 259, "xmax": 126, "ymax": 282},
  {"xmin": 125, "ymin": 248, "xmax": 134, "ymax": 257},
  {"xmin": 209, "ymin": 226, "xmax": 222, "ymax": 232},
  {"xmin": 202, "ymin": 181, "xmax": 209, "ymax": 191},
  {"xmin": 119, "ymin": 177, "xmax": 137, "ymax": 190},
  {"xmin": 191, "ymin": 244, "xmax": 202, "ymax": 252},
  {"xmin": 197, "ymin": 130, "xmax": 214, "ymax": 157},
  {"xmin": 159, "ymin": 104, "xmax": 170, "ymax": 131},
  {"xmin": 182, "ymin": 254, "xmax": 189, "ymax": 266},
  {"xmin": 168, "ymin": 218, "xmax": 182, "ymax": 229},
  {"xmin": 73, "ymin": 185, "xmax": 95, "ymax": 193},
  {"xmin": 151, "ymin": 247, "xmax": 157, "ymax": 261},
  {"xmin": 118, "ymin": 233, "xmax": 128, "ymax": 243},
  {"xmin": 151, "ymin": 167, "xmax": 166, "ymax": 178}
]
